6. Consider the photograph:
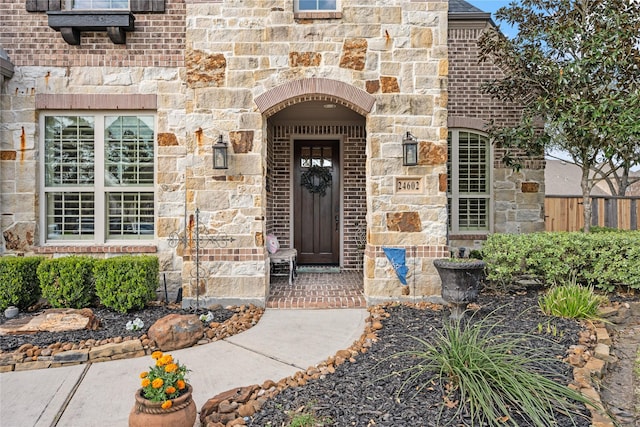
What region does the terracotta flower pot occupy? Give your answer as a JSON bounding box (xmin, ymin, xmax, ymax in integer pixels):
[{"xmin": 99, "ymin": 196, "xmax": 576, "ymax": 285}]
[{"xmin": 129, "ymin": 384, "xmax": 196, "ymax": 427}]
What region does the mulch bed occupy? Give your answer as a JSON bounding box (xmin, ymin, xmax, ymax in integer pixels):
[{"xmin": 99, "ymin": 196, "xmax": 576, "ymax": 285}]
[
  {"xmin": 0, "ymin": 304, "xmax": 233, "ymax": 352},
  {"xmin": 249, "ymin": 289, "xmax": 593, "ymax": 427},
  {"xmin": 0, "ymin": 289, "xmax": 600, "ymax": 426}
]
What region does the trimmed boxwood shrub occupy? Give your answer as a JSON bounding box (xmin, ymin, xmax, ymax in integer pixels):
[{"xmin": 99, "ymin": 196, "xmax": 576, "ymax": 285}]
[
  {"xmin": 482, "ymin": 231, "xmax": 640, "ymax": 291},
  {"xmin": 0, "ymin": 256, "xmax": 43, "ymax": 311},
  {"xmin": 37, "ymin": 256, "xmax": 96, "ymax": 309},
  {"xmin": 94, "ymin": 255, "xmax": 159, "ymax": 313}
]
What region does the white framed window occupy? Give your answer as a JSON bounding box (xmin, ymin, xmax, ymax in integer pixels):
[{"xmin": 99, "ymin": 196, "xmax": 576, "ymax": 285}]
[
  {"xmin": 447, "ymin": 130, "xmax": 492, "ymax": 233},
  {"xmin": 295, "ymin": 0, "xmax": 339, "ymax": 12},
  {"xmin": 41, "ymin": 113, "xmax": 156, "ymax": 244},
  {"xmin": 66, "ymin": 0, "xmax": 129, "ymax": 10}
]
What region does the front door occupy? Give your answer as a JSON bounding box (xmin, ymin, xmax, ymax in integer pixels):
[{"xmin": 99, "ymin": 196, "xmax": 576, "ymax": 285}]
[{"xmin": 294, "ymin": 140, "xmax": 340, "ymax": 265}]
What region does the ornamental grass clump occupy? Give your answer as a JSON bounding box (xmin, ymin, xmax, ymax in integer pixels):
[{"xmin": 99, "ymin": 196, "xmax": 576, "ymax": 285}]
[
  {"xmin": 392, "ymin": 314, "xmax": 597, "ymax": 427},
  {"xmin": 539, "ymin": 282, "xmax": 605, "ymax": 320},
  {"xmin": 139, "ymin": 351, "xmax": 190, "ymax": 410}
]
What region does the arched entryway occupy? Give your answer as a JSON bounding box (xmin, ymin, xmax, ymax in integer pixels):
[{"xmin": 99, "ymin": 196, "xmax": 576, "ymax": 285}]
[{"xmin": 256, "ymin": 79, "xmax": 374, "ymax": 308}]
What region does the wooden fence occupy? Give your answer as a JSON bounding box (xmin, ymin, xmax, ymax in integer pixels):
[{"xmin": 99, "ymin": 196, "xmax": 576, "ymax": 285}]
[{"xmin": 545, "ymin": 196, "xmax": 640, "ymax": 232}]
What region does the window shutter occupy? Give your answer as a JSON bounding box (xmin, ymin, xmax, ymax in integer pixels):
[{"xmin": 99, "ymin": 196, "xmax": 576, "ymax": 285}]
[
  {"xmin": 130, "ymin": 0, "xmax": 165, "ymax": 12},
  {"xmin": 26, "ymin": 0, "xmax": 50, "ymax": 12}
]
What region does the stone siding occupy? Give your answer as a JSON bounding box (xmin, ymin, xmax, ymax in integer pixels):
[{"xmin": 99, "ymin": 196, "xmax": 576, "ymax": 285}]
[{"xmin": 1, "ymin": 0, "xmax": 451, "ymax": 305}]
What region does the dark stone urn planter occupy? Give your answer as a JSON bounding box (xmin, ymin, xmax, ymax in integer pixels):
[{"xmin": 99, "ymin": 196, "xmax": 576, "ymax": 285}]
[{"xmin": 433, "ymin": 259, "xmax": 486, "ymax": 320}]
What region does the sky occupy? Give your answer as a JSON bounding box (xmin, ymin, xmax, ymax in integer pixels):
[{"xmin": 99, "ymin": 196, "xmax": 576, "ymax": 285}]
[
  {"xmin": 465, "ymin": 1, "xmax": 517, "ymax": 37},
  {"xmin": 465, "ymin": 1, "xmax": 639, "ymax": 171}
]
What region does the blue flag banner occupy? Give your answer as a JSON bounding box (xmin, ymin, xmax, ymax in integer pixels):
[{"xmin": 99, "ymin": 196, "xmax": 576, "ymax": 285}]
[{"xmin": 382, "ymin": 247, "xmax": 408, "ymax": 286}]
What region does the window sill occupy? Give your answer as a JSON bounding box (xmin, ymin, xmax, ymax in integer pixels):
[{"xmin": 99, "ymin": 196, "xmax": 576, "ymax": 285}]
[
  {"xmin": 294, "ymin": 11, "xmax": 342, "ymax": 20},
  {"xmin": 448, "ymin": 234, "xmax": 489, "ymax": 240},
  {"xmin": 47, "ymin": 10, "xmax": 135, "ymax": 45},
  {"xmin": 35, "ymin": 245, "xmax": 157, "ymax": 254}
]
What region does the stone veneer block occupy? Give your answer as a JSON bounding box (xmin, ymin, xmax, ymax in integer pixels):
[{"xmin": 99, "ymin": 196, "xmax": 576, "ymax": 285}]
[
  {"xmin": 230, "ymin": 131, "xmax": 254, "ymax": 154},
  {"xmin": 14, "ymin": 361, "xmax": 52, "ymax": 371},
  {"xmin": 520, "ymin": 182, "xmax": 540, "ymax": 193},
  {"xmin": 386, "ymin": 212, "xmax": 422, "ymax": 232},
  {"xmin": 419, "ymin": 141, "xmax": 447, "ymax": 165},
  {"xmin": 339, "ymin": 38, "xmax": 367, "ymax": 71},
  {"xmin": 88, "ymin": 340, "xmax": 143, "ymax": 360},
  {"xmin": 585, "ymin": 357, "xmax": 606, "ymax": 379},
  {"xmin": 52, "ymin": 350, "xmax": 89, "ymax": 363},
  {"xmin": 595, "ymin": 328, "xmax": 611, "ymax": 346}
]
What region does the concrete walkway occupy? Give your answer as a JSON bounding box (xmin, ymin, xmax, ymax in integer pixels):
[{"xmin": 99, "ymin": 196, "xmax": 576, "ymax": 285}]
[{"xmin": 0, "ymin": 308, "xmax": 368, "ymax": 427}]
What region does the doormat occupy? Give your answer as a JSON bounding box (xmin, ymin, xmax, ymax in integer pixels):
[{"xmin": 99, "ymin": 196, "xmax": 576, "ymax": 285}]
[{"xmin": 296, "ymin": 266, "xmax": 341, "ymax": 273}]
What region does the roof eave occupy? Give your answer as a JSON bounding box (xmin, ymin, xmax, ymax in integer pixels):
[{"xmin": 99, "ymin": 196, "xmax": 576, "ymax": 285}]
[{"xmin": 448, "ymin": 12, "xmax": 496, "ymax": 29}]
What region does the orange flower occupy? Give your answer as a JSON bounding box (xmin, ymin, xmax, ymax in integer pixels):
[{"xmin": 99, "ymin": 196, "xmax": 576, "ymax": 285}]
[
  {"xmin": 151, "ymin": 351, "xmax": 163, "ymax": 360},
  {"xmin": 141, "ymin": 378, "xmax": 151, "ymax": 387},
  {"xmin": 152, "ymin": 378, "xmax": 164, "ymax": 389},
  {"xmin": 139, "ymin": 372, "xmax": 148, "ymax": 378},
  {"xmin": 159, "ymin": 354, "xmax": 173, "ymax": 366},
  {"xmin": 164, "ymin": 363, "xmax": 178, "ymax": 373},
  {"xmin": 165, "ymin": 386, "xmax": 176, "ymax": 394},
  {"xmin": 161, "ymin": 400, "xmax": 172, "ymax": 409},
  {"xmin": 176, "ymin": 379, "xmax": 186, "ymax": 390}
]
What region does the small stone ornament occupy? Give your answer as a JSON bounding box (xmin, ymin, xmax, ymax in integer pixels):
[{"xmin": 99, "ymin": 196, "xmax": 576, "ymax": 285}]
[{"xmin": 4, "ymin": 306, "xmax": 19, "ymax": 319}]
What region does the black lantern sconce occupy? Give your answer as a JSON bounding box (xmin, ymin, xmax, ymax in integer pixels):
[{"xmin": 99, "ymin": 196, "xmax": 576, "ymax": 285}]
[
  {"xmin": 213, "ymin": 134, "xmax": 228, "ymax": 169},
  {"xmin": 402, "ymin": 131, "xmax": 418, "ymax": 166}
]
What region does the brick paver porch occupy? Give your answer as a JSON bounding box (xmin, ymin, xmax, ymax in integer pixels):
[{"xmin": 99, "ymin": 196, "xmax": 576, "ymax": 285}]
[{"xmin": 266, "ymin": 271, "xmax": 366, "ymax": 309}]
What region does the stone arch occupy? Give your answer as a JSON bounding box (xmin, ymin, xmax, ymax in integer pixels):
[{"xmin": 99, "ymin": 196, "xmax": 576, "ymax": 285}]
[
  {"xmin": 447, "ymin": 116, "xmax": 488, "ymax": 133},
  {"xmin": 255, "ymin": 78, "xmax": 375, "ymax": 118}
]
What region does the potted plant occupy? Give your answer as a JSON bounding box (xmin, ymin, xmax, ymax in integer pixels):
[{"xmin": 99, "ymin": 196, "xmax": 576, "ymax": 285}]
[
  {"xmin": 129, "ymin": 351, "xmax": 196, "ymax": 427},
  {"xmin": 433, "ymin": 255, "xmax": 486, "ymax": 320}
]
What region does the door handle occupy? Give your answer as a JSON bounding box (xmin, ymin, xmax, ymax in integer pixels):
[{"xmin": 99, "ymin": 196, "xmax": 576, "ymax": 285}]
[{"xmin": 335, "ymin": 215, "xmax": 339, "ymax": 231}]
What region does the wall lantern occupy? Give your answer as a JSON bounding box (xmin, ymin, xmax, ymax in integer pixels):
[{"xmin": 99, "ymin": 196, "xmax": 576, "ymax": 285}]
[
  {"xmin": 402, "ymin": 131, "xmax": 418, "ymax": 166},
  {"xmin": 213, "ymin": 134, "xmax": 228, "ymax": 169}
]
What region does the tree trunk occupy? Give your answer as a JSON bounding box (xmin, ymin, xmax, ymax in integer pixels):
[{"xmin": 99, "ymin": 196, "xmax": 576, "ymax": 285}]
[{"xmin": 581, "ymin": 164, "xmax": 592, "ymax": 233}]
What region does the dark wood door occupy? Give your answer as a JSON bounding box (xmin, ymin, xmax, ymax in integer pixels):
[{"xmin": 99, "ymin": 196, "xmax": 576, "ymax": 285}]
[{"xmin": 294, "ymin": 140, "xmax": 340, "ymax": 265}]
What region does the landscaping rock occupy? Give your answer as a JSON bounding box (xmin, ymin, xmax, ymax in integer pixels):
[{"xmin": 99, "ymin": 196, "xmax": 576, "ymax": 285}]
[
  {"xmin": 0, "ymin": 308, "xmax": 99, "ymax": 335},
  {"xmin": 147, "ymin": 314, "xmax": 204, "ymax": 351},
  {"xmin": 200, "ymin": 385, "xmax": 259, "ymax": 425}
]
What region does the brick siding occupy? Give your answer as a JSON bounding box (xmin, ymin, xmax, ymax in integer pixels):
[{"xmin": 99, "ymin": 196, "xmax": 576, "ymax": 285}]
[
  {"xmin": 267, "ymin": 123, "xmax": 366, "ymax": 270},
  {"xmin": 0, "ymin": 1, "xmax": 185, "ymax": 68},
  {"xmin": 448, "ymin": 25, "xmax": 544, "ymax": 170}
]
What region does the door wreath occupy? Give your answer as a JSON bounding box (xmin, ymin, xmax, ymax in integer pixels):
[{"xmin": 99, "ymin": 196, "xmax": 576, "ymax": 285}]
[{"xmin": 301, "ymin": 165, "xmax": 332, "ymax": 196}]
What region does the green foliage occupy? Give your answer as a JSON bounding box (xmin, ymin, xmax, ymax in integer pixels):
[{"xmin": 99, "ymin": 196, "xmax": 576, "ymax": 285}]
[
  {"xmin": 140, "ymin": 351, "xmax": 189, "ymax": 404},
  {"xmin": 482, "ymin": 231, "xmax": 640, "ymax": 291},
  {"xmin": 0, "ymin": 256, "xmax": 43, "ymax": 310},
  {"xmin": 585, "ymin": 226, "xmax": 621, "ymax": 233},
  {"xmin": 286, "ymin": 402, "xmax": 332, "ymax": 427},
  {"xmin": 539, "ymin": 283, "xmax": 605, "ymax": 320},
  {"xmin": 37, "ymin": 256, "xmax": 96, "ymax": 308},
  {"xmin": 392, "ymin": 315, "xmax": 597, "ymax": 427},
  {"xmin": 94, "ymin": 255, "xmax": 159, "ymax": 313},
  {"xmin": 479, "ymin": 0, "xmax": 640, "ymax": 229},
  {"xmin": 536, "ymin": 320, "xmax": 564, "ymax": 339}
]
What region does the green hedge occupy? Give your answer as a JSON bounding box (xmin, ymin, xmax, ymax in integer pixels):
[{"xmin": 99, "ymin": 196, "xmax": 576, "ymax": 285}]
[
  {"xmin": 482, "ymin": 231, "xmax": 640, "ymax": 291},
  {"xmin": 0, "ymin": 256, "xmax": 43, "ymax": 311},
  {"xmin": 94, "ymin": 255, "xmax": 159, "ymax": 313},
  {"xmin": 37, "ymin": 256, "xmax": 96, "ymax": 309}
]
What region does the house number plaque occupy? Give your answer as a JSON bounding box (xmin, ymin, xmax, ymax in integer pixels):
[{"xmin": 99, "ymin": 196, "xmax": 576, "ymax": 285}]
[{"xmin": 395, "ymin": 177, "xmax": 423, "ymax": 194}]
